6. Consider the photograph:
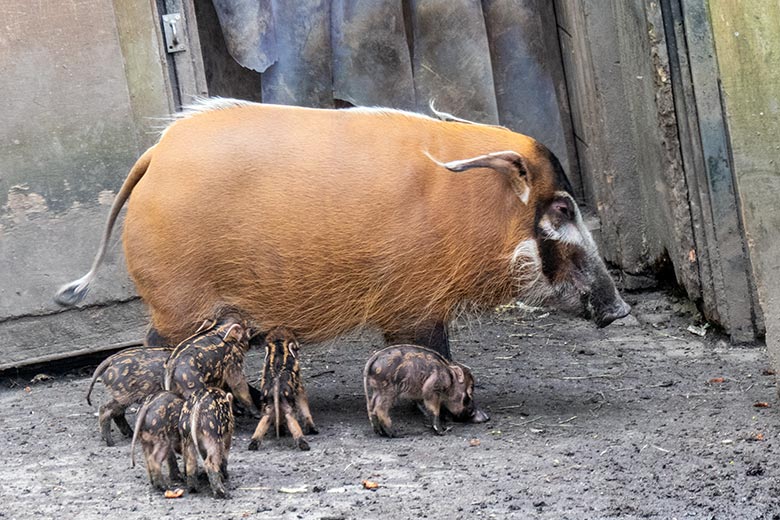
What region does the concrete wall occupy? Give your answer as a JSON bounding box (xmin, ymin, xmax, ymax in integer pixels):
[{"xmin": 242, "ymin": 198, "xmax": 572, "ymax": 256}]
[
  {"xmin": 709, "ymin": 3, "xmax": 780, "ymax": 366},
  {"xmin": 0, "ymin": 0, "xmax": 171, "ymax": 369}
]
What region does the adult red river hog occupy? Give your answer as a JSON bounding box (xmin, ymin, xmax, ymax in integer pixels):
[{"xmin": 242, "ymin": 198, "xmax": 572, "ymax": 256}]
[{"xmin": 56, "ymin": 99, "xmax": 630, "ymax": 420}]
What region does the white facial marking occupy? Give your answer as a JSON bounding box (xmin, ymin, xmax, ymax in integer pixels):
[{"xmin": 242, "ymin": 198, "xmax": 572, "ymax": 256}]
[
  {"xmin": 539, "ymin": 191, "xmax": 600, "ymax": 251},
  {"xmin": 509, "ymin": 239, "xmax": 555, "ymax": 307}
]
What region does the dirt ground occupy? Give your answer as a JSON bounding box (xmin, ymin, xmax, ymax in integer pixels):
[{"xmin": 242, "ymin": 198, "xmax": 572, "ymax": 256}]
[{"xmin": 2, "ymin": 289, "xmax": 779, "ymax": 519}]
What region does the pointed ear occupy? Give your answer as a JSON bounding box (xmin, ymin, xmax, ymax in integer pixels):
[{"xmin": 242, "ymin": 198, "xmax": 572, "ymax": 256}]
[
  {"xmin": 194, "ymin": 318, "xmax": 216, "ymax": 335},
  {"xmin": 427, "ymin": 150, "xmax": 530, "ymax": 204},
  {"xmin": 222, "ymin": 323, "xmax": 243, "ymax": 342},
  {"xmin": 450, "ymin": 365, "xmax": 465, "ymax": 384}
]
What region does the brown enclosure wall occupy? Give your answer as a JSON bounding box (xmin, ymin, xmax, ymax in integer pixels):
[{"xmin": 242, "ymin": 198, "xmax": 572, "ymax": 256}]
[
  {"xmin": 708, "ymin": 2, "xmax": 780, "ymax": 378},
  {"xmin": 554, "ymin": 0, "xmax": 762, "ymax": 342},
  {"xmin": 199, "ymin": 0, "xmax": 762, "ymax": 342},
  {"xmin": 0, "ymin": 0, "xmax": 173, "ymax": 369},
  {"xmin": 2, "ymin": 0, "xmax": 770, "ymax": 369}
]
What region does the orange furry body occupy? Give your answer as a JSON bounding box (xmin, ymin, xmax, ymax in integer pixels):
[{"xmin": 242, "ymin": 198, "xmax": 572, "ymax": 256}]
[{"xmin": 121, "ymin": 104, "xmax": 555, "ymax": 344}]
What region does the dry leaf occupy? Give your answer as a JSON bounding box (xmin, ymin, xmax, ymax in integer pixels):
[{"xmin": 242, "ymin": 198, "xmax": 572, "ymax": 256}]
[
  {"xmin": 469, "ymin": 438, "xmax": 481, "ymax": 447},
  {"xmin": 362, "ymin": 480, "xmax": 379, "ymax": 490},
  {"xmin": 164, "ymin": 488, "xmax": 184, "ymax": 499},
  {"xmin": 755, "ymin": 433, "xmax": 765, "ymax": 441},
  {"xmin": 30, "ymin": 373, "xmax": 52, "ymax": 384},
  {"xmin": 24, "ymin": 386, "xmax": 31, "ymax": 393},
  {"xmin": 754, "ymin": 402, "xmax": 771, "ymax": 408},
  {"xmin": 709, "ymin": 378, "xmax": 725, "ymax": 384},
  {"xmin": 762, "ymin": 369, "xmax": 776, "ymax": 376}
]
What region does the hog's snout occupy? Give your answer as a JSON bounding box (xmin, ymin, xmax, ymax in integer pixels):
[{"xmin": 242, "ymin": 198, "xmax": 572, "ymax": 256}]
[
  {"xmin": 468, "ymin": 408, "xmax": 490, "ymax": 423},
  {"xmin": 595, "ymin": 298, "xmax": 631, "ymax": 328}
]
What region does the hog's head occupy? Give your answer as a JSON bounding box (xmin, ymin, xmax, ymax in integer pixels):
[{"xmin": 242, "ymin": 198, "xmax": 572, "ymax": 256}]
[
  {"xmin": 443, "ymin": 362, "xmax": 489, "ymax": 423},
  {"xmin": 437, "ymin": 142, "xmax": 631, "ymax": 327}
]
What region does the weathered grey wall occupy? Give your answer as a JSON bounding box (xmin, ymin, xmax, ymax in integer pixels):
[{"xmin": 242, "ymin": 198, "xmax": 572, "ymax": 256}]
[
  {"xmin": 555, "ymin": 0, "xmax": 761, "ymax": 342},
  {"xmin": 709, "ymin": 2, "xmax": 780, "ymax": 371},
  {"xmin": 206, "ymin": 0, "xmax": 578, "ymax": 178},
  {"xmin": 0, "ymin": 0, "xmax": 172, "ymax": 369}
]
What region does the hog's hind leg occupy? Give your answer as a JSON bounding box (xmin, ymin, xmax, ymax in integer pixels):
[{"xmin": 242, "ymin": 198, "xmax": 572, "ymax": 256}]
[
  {"xmin": 98, "ymin": 400, "xmax": 127, "ymax": 446},
  {"xmin": 283, "ymin": 402, "xmax": 309, "ymax": 451},
  {"xmin": 166, "ymin": 448, "xmax": 182, "ymax": 483},
  {"xmin": 295, "ymin": 388, "xmax": 318, "ymax": 435},
  {"xmin": 203, "ymin": 451, "xmax": 229, "ymax": 499},
  {"xmin": 248, "ymin": 404, "xmax": 274, "ymax": 451},
  {"xmin": 114, "ymin": 412, "xmax": 134, "ymax": 438},
  {"xmin": 181, "ymin": 438, "xmax": 200, "ymax": 493},
  {"xmin": 141, "ymin": 440, "xmax": 166, "ymax": 490},
  {"xmin": 370, "ymin": 394, "xmax": 396, "ymax": 438}
]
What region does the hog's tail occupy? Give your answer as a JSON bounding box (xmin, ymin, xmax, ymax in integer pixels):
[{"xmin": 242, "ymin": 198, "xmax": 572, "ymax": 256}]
[
  {"xmin": 86, "ymin": 354, "xmax": 114, "ymax": 406},
  {"xmin": 54, "ymin": 146, "xmax": 156, "ymax": 307},
  {"xmin": 131, "ymin": 397, "xmax": 152, "ymax": 468},
  {"xmin": 362, "ymin": 353, "xmax": 376, "ymax": 425},
  {"xmin": 273, "ymin": 380, "xmax": 281, "ymax": 440},
  {"xmin": 163, "ymin": 363, "xmax": 173, "ymax": 393},
  {"xmin": 190, "ymin": 396, "xmax": 202, "ymax": 456}
]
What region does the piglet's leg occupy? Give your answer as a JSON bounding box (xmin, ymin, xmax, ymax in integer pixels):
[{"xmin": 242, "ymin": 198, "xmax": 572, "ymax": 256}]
[
  {"xmin": 114, "ymin": 413, "xmax": 134, "ymax": 438},
  {"xmin": 369, "ymin": 394, "xmax": 396, "ymax": 438},
  {"xmin": 283, "ymin": 402, "xmax": 309, "ymax": 451},
  {"xmin": 181, "ymin": 438, "xmax": 200, "ymax": 493},
  {"xmin": 420, "ymin": 375, "xmax": 445, "ymax": 435},
  {"xmin": 167, "ymin": 449, "xmax": 182, "ymax": 483},
  {"xmin": 226, "ymin": 366, "xmax": 261, "ymax": 418},
  {"xmin": 98, "ymin": 401, "xmax": 126, "ymax": 446},
  {"xmin": 145, "ymin": 442, "xmax": 167, "ymax": 490},
  {"xmin": 248, "ymin": 405, "xmax": 274, "ymax": 451},
  {"xmin": 221, "ymin": 434, "xmax": 231, "ymax": 479},
  {"xmin": 295, "ymin": 388, "xmax": 318, "ymax": 435},
  {"xmin": 204, "ymin": 450, "xmax": 229, "ymax": 499}
]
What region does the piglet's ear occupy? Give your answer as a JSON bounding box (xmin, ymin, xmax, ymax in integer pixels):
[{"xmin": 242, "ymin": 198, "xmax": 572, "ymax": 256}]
[
  {"xmin": 450, "ymin": 365, "xmax": 465, "ymax": 384},
  {"xmin": 222, "ymin": 323, "xmax": 243, "ymax": 342},
  {"xmin": 226, "ymin": 392, "xmax": 234, "ymax": 404},
  {"xmin": 194, "ymin": 318, "xmax": 216, "ymax": 335},
  {"xmin": 426, "ymin": 150, "xmax": 531, "ymax": 204}
]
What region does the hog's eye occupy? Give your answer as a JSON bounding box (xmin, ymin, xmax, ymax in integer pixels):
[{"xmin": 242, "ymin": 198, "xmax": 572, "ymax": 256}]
[{"xmin": 550, "ymin": 197, "xmax": 574, "ymax": 222}]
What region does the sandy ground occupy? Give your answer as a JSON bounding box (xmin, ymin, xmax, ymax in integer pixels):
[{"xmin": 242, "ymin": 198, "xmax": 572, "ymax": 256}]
[{"xmin": 2, "ymin": 289, "xmax": 779, "ymax": 520}]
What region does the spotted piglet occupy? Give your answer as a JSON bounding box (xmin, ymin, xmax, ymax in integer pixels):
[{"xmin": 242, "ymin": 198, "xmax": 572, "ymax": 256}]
[
  {"xmin": 178, "ymin": 387, "xmax": 234, "ymax": 498},
  {"xmin": 130, "ymin": 391, "xmax": 185, "ymax": 490},
  {"xmin": 363, "ymin": 344, "xmax": 486, "ymax": 437},
  {"xmin": 86, "ymin": 346, "xmax": 173, "ymax": 446},
  {"xmin": 248, "ymin": 327, "xmax": 317, "ymax": 451},
  {"xmin": 164, "ymin": 318, "xmax": 259, "ymax": 417}
]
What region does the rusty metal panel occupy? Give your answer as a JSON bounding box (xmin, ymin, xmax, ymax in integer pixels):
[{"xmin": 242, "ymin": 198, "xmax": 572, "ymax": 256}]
[
  {"xmin": 210, "ymin": 0, "xmax": 277, "ymax": 73},
  {"xmin": 409, "ymin": 0, "xmax": 498, "ymax": 123},
  {"xmin": 193, "ymin": 0, "xmax": 262, "ymax": 101},
  {"xmin": 263, "ymin": 0, "xmax": 332, "ymax": 107},
  {"xmin": 483, "ymin": 0, "xmax": 580, "ymax": 196},
  {"xmin": 331, "ymin": 0, "xmax": 414, "ymax": 109}
]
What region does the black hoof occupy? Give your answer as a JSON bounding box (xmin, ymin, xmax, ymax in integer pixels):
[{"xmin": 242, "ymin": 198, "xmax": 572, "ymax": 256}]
[
  {"xmin": 248, "ymin": 440, "xmax": 259, "ymax": 451},
  {"xmin": 213, "ymin": 489, "xmax": 230, "ymax": 499},
  {"xmin": 297, "ymin": 438, "xmax": 310, "ymax": 451}
]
